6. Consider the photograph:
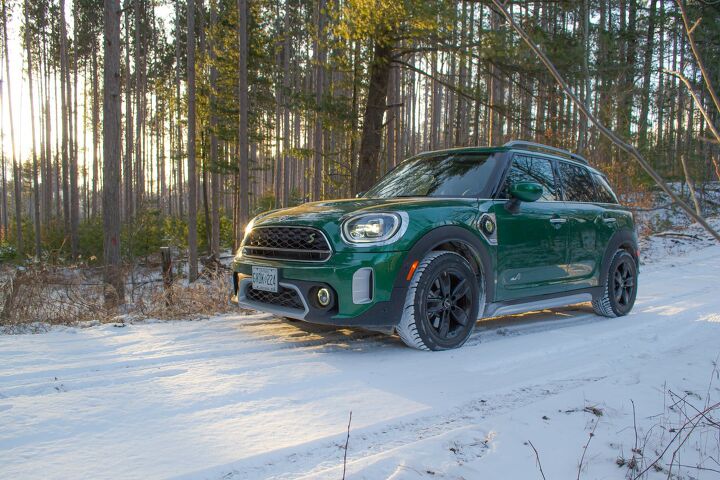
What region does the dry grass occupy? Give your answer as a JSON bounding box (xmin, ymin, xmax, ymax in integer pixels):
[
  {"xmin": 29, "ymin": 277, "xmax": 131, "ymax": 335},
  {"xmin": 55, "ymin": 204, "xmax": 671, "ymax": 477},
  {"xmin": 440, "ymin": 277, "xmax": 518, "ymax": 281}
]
[{"xmin": 0, "ymin": 260, "xmax": 238, "ymax": 332}]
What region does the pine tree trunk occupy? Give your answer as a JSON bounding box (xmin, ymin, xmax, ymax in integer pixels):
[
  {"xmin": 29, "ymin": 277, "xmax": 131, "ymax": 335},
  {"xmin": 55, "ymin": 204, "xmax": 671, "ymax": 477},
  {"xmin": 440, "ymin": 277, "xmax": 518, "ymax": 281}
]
[
  {"xmin": 638, "ymin": 0, "xmax": 657, "ymax": 149},
  {"xmin": 24, "ymin": 0, "xmax": 42, "ymax": 258},
  {"xmin": 356, "ymin": 40, "xmax": 393, "ymax": 193},
  {"xmin": 209, "ymin": 0, "xmax": 220, "ymax": 255},
  {"xmin": 237, "ymin": 0, "xmax": 250, "ymax": 226},
  {"xmin": 103, "ymin": 0, "xmax": 125, "ymax": 304},
  {"xmin": 174, "ymin": 0, "xmax": 184, "ymax": 218},
  {"xmin": 2, "ymin": 0, "xmax": 20, "ymax": 252},
  {"xmin": 92, "ymin": 42, "xmax": 99, "ymax": 217},
  {"xmin": 124, "ymin": 3, "xmax": 133, "ymax": 220},
  {"xmin": 312, "ymin": 0, "xmax": 325, "ymax": 201},
  {"xmin": 187, "ymin": 0, "xmax": 199, "ymax": 282},
  {"xmin": 70, "ymin": 12, "xmax": 80, "ymax": 258},
  {"xmin": 282, "ymin": 3, "xmax": 292, "ymax": 206}
]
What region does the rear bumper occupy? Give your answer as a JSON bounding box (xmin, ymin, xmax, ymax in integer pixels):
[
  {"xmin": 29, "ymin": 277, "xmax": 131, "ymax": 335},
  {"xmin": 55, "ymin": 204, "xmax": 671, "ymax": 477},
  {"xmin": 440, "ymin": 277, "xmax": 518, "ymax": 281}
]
[{"xmin": 231, "ymin": 251, "xmax": 408, "ymax": 327}]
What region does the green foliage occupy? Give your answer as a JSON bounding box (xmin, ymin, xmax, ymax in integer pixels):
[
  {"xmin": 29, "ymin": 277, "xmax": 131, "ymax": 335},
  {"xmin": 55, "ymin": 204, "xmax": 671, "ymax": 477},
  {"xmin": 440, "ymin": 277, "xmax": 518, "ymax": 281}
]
[
  {"xmin": 2, "ymin": 211, "xmax": 236, "ymax": 265},
  {"xmin": 0, "ymin": 242, "xmax": 18, "ymax": 262}
]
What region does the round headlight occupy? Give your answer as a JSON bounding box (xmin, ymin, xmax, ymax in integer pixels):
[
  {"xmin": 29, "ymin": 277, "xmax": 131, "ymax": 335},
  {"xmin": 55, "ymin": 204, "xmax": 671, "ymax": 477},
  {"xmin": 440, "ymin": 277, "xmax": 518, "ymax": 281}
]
[{"xmin": 342, "ymin": 213, "xmax": 402, "ymax": 244}]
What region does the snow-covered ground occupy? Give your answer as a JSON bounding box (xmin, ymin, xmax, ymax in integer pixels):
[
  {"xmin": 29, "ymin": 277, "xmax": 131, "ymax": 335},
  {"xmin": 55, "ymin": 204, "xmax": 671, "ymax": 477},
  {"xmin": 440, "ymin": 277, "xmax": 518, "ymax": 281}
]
[{"xmin": 2, "ymin": 227, "xmax": 720, "ymax": 479}]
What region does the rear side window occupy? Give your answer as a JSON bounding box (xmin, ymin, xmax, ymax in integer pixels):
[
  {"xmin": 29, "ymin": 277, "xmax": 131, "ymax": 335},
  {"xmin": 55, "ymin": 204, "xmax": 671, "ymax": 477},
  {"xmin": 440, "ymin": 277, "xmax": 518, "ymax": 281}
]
[
  {"xmin": 591, "ymin": 173, "xmax": 619, "ymax": 204},
  {"xmin": 502, "ymin": 155, "xmax": 558, "ymax": 201},
  {"xmin": 557, "ymin": 161, "xmax": 597, "ymax": 202}
]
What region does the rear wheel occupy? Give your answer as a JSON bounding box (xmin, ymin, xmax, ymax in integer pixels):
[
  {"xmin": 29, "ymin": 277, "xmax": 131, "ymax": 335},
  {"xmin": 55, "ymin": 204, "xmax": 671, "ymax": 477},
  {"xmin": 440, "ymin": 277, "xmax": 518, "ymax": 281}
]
[
  {"xmin": 592, "ymin": 250, "xmax": 638, "ymax": 317},
  {"xmin": 397, "ymin": 251, "xmax": 480, "ymax": 351}
]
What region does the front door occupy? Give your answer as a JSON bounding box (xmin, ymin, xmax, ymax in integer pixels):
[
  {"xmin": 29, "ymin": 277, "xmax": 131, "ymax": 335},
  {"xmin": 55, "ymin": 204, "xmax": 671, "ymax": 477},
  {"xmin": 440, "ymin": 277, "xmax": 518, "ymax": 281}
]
[{"xmin": 493, "ymin": 155, "xmax": 570, "ymax": 302}]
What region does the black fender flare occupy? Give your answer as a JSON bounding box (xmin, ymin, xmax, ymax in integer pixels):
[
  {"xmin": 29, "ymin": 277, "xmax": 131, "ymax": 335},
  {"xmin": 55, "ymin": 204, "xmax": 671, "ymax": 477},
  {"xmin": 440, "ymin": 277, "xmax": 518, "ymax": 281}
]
[
  {"xmin": 393, "ymin": 225, "xmax": 495, "ymax": 303},
  {"xmin": 599, "ymin": 228, "xmax": 639, "ymax": 287}
]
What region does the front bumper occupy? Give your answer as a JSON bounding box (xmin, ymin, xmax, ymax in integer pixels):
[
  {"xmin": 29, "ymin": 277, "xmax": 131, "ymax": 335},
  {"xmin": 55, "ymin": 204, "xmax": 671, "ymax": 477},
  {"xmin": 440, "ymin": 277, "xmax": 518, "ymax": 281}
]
[{"xmin": 231, "ymin": 251, "xmax": 408, "ymax": 327}]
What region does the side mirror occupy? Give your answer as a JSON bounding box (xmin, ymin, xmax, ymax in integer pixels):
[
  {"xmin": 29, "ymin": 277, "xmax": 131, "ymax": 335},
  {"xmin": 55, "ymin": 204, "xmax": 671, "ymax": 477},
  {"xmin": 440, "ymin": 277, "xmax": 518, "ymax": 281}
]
[
  {"xmin": 510, "ymin": 182, "xmax": 543, "ymax": 203},
  {"xmin": 505, "ymin": 182, "xmax": 543, "ymax": 213}
]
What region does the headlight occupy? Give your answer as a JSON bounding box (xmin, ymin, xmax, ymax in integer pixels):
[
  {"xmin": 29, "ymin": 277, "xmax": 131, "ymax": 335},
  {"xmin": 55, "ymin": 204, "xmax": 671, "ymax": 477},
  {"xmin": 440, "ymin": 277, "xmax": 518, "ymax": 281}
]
[
  {"xmin": 243, "ymin": 217, "xmax": 256, "ymax": 239},
  {"xmin": 235, "ymin": 217, "xmax": 257, "ymax": 259},
  {"xmin": 341, "ymin": 212, "xmax": 405, "ymax": 245}
]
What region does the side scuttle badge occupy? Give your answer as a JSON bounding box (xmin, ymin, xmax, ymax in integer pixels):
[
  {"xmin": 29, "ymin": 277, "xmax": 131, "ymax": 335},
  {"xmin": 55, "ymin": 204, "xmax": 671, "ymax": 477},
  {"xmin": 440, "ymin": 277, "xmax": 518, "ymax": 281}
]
[{"xmin": 477, "ymin": 213, "xmax": 498, "ymax": 245}]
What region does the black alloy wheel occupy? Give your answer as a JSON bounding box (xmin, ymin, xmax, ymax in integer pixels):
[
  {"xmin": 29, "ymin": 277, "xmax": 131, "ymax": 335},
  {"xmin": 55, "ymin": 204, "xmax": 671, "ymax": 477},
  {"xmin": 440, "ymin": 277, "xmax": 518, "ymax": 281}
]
[
  {"xmin": 423, "ymin": 270, "xmax": 473, "ymax": 340},
  {"xmin": 611, "ymin": 255, "xmax": 637, "ymax": 314}
]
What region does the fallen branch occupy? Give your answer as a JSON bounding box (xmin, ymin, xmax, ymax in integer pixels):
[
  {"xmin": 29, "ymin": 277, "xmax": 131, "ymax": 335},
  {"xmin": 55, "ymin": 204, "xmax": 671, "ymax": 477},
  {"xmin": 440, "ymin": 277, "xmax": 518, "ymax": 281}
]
[{"xmin": 654, "ymin": 232, "xmax": 702, "ymax": 240}]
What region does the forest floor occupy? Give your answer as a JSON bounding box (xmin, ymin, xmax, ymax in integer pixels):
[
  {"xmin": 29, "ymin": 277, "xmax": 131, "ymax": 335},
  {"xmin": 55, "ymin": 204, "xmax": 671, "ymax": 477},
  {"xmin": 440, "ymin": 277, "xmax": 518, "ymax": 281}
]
[{"xmin": 2, "ymin": 216, "xmax": 720, "ymax": 479}]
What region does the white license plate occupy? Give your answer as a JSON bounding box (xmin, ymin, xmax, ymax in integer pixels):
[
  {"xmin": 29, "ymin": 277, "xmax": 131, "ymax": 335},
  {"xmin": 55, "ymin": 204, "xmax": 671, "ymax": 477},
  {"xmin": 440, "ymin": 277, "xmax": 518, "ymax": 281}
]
[{"xmin": 252, "ymin": 266, "xmax": 278, "ymax": 293}]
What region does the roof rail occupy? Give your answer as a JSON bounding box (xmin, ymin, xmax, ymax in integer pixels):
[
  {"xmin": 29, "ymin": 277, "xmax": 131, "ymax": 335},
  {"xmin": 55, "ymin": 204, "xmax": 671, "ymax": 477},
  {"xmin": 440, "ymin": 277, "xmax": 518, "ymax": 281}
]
[{"xmin": 503, "ymin": 140, "xmax": 589, "ymax": 165}]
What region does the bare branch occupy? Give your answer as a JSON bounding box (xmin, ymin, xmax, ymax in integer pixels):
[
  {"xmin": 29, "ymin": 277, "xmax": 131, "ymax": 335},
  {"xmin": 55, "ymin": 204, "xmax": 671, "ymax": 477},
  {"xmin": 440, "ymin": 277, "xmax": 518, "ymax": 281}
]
[
  {"xmin": 488, "ymin": 0, "xmax": 720, "ymax": 243},
  {"xmin": 675, "ymin": 0, "xmax": 720, "ymax": 113},
  {"xmin": 663, "ymin": 69, "xmax": 720, "ymax": 144}
]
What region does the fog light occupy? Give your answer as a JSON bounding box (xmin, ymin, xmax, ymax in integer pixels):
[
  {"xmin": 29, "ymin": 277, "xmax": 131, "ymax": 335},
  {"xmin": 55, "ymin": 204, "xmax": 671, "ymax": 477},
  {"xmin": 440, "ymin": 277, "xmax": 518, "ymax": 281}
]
[{"xmin": 317, "ymin": 287, "xmax": 331, "ymax": 307}]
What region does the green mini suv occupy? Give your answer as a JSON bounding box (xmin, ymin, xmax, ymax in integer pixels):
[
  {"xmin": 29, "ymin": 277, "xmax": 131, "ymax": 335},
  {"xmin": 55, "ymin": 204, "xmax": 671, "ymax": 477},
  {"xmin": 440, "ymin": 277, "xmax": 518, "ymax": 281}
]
[{"xmin": 232, "ymin": 141, "xmax": 639, "ymax": 350}]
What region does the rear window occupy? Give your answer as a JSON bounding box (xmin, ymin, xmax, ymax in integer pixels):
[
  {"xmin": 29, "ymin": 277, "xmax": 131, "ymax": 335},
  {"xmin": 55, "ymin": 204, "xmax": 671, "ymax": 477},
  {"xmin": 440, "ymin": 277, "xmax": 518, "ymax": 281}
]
[
  {"xmin": 557, "ymin": 161, "xmax": 597, "ymax": 202},
  {"xmin": 591, "ymin": 173, "xmax": 619, "ymax": 204}
]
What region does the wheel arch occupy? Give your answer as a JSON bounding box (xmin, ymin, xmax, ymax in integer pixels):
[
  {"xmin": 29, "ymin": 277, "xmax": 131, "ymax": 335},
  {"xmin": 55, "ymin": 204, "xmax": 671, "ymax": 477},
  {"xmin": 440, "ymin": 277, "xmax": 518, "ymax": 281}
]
[
  {"xmin": 599, "ymin": 228, "xmax": 639, "ymax": 287},
  {"xmin": 394, "ymin": 225, "xmax": 495, "ymax": 304}
]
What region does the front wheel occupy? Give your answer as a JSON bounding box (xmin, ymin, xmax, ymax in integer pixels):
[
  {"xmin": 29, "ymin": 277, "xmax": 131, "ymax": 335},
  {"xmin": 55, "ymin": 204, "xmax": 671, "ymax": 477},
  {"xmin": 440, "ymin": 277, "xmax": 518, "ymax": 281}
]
[
  {"xmin": 397, "ymin": 251, "xmax": 481, "ymax": 351},
  {"xmin": 592, "ymin": 250, "xmax": 638, "ymax": 317}
]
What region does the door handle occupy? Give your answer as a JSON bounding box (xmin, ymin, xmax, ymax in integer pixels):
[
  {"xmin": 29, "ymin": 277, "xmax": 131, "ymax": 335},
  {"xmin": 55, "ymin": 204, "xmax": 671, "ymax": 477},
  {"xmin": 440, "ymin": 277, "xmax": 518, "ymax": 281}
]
[
  {"xmin": 602, "ymin": 217, "xmax": 617, "ymax": 224},
  {"xmin": 549, "ymin": 218, "xmax": 567, "ymax": 225}
]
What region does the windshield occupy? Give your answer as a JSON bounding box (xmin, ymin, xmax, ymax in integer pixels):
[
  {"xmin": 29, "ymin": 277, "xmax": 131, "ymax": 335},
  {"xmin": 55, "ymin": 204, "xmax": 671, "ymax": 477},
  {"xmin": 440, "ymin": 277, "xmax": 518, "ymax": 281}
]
[{"xmin": 364, "ymin": 153, "xmax": 499, "ymax": 199}]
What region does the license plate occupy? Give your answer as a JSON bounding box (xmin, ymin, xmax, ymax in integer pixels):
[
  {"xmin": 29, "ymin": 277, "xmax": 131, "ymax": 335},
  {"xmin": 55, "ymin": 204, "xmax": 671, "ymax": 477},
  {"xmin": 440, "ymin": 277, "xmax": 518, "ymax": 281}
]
[{"xmin": 252, "ymin": 266, "xmax": 278, "ymax": 293}]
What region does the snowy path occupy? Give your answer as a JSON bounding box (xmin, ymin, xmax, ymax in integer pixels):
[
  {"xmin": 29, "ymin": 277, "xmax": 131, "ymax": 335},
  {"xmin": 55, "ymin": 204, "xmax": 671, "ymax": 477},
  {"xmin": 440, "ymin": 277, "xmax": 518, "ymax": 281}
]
[{"xmin": 2, "ymin": 245, "xmax": 720, "ymax": 479}]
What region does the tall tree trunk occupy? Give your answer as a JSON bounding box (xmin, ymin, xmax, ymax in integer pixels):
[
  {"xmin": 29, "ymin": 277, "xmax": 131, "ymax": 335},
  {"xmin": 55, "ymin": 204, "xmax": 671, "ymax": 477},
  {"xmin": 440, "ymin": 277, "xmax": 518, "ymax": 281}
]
[
  {"xmin": 92, "ymin": 42, "xmax": 99, "ymax": 217},
  {"xmin": 356, "ymin": 40, "xmax": 393, "ymax": 193},
  {"xmin": 187, "ymin": 0, "xmax": 198, "ymax": 282},
  {"xmin": 174, "ymin": 0, "xmax": 184, "ymax": 218},
  {"xmin": 42, "ymin": 39, "xmax": 52, "ymax": 224},
  {"xmin": 577, "ymin": 0, "xmax": 591, "ymax": 151},
  {"xmin": 24, "ymin": 0, "xmax": 42, "ymax": 258},
  {"xmin": 2, "ymin": 0, "xmax": 20, "ymax": 252},
  {"xmin": 637, "ymin": 0, "xmax": 657, "ymax": 148},
  {"xmin": 70, "ymin": 9, "xmax": 80, "ymax": 258},
  {"xmin": 209, "ymin": 0, "xmax": 220, "ymax": 255},
  {"xmin": 134, "ymin": 0, "xmax": 144, "ymax": 212},
  {"xmin": 282, "ymin": 2, "xmax": 292, "ymax": 206},
  {"xmin": 59, "ymin": 0, "xmax": 71, "ymax": 236},
  {"xmin": 124, "ymin": 1, "xmax": 133, "ymax": 220},
  {"xmin": 312, "ymin": 0, "xmax": 325, "ymax": 201},
  {"xmin": 103, "ymin": 0, "xmax": 125, "ymax": 304},
  {"xmin": 237, "ymin": 0, "xmax": 249, "ymax": 226}
]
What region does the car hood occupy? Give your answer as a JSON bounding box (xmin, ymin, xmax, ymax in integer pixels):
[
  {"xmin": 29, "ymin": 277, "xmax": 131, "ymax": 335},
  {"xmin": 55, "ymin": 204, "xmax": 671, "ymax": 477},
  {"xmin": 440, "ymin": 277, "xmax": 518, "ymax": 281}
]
[
  {"xmin": 248, "ymin": 197, "xmax": 485, "ymax": 253},
  {"xmin": 252, "ymin": 198, "xmax": 477, "ymax": 227}
]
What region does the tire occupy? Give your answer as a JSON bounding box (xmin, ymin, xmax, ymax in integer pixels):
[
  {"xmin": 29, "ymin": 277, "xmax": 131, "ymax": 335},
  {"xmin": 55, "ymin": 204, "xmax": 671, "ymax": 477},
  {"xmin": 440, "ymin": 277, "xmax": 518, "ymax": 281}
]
[
  {"xmin": 592, "ymin": 250, "xmax": 638, "ymax": 318},
  {"xmin": 397, "ymin": 251, "xmax": 480, "ymax": 351}
]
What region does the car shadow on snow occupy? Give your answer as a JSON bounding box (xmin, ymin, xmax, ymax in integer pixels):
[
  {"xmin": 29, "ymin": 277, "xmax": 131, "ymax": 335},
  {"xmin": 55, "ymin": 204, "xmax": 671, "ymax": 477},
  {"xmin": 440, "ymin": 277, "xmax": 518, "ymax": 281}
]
[{"xmin": 244, "ymin": 302, "xmax": 606, "ymax": 352}]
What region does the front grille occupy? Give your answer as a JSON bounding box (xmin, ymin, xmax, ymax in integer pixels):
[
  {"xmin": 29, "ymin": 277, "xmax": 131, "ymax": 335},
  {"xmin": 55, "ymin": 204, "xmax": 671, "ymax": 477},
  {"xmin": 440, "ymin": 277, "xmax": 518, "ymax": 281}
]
[
  {"xmin": 246, "ymin": 285, "xmax": 304, "ymax": 310},
  {"xmin": 243, "ymin": 226, "xmax": 332, "ymax": 262}
]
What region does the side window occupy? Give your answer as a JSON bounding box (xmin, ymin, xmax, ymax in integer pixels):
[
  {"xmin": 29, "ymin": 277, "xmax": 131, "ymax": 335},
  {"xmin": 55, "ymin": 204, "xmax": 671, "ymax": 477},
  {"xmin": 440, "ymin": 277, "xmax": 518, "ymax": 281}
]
[
  {"xmin": 557, "ymin": 161, "xmax": 597, "ymax": 202},
  {"xmin": 503, "ymin": 155, "xmax": 558, "ymax": 201},
  {"xmin": 591, "ymin": 173, "xmax": 619, "ymax": 204}
]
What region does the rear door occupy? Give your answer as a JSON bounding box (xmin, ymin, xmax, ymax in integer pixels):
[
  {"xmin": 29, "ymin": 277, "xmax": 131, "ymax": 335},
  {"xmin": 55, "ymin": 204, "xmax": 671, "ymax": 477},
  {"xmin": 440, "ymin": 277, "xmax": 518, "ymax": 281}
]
[
  {"xmin": 556, "ymin": 161, "xmax": 617, "ymax": 288},
  {"xmin": 493, "ymin": 154, "xmax": 571, "ymax": 301}
]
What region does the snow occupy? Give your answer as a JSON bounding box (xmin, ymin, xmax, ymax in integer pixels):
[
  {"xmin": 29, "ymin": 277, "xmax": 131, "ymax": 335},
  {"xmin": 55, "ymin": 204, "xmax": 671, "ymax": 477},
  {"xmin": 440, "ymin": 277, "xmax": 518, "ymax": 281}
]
[{"xmin": 2, "ymin": 226, "xmax": 720, "ymax": 479}]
